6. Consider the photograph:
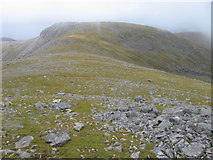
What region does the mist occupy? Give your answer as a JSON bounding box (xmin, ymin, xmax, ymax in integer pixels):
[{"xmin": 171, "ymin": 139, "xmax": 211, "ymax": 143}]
[{"xmin": 1, "ymin": 0, "xmax": 211, "ymax": 40}]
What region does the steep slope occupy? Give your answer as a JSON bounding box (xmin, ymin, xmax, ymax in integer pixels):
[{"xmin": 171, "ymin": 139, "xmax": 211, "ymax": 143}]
[{"xmin": 2, "ymin": 22, "xmax": 211, "ymax": 82}]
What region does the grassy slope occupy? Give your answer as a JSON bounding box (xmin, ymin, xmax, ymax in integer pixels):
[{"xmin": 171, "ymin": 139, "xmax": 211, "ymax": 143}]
[{"xmin": 2, "ymin": 51, "xmax": 211, "ymax": 158}]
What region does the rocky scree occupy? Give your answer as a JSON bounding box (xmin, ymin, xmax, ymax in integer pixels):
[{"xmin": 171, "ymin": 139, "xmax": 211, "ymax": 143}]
[{"xmin": 92, "ymin": 97, "xmax": 212, "ymax": 158}]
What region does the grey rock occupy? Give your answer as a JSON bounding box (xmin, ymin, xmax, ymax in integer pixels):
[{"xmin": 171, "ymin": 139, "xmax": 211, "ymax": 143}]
[
  {"xmin": 0, "ymin": 149, "xmax": 15, "ymax": 156},
  {"xmin": 15, "ymin": 136, "xmax": 34, "ymax": 149},
  {"xmin": 135, "ymin": 96, "xmax": 145, "ymax": 102},
  {"xmin": 200, "ymin": 108, "xmax": 211, "ymax": 116},
  {"xmin": 117, "ymin": 107, "xmax": 129, "ymax": 112},
  {"xmin": 104, "ymin": 146, "xmax": 113, "ymax": 151},
  {"xmin": 130, "ymin": 151, "xmax": 140, "ymax": 158},
  {"xmin": 56, "ymin": 93, "xmax": 66, "ymax": 96},
  {"xmin": 8, "ymin": 124, "xmax": 24, "ymax": 129},
  {"xmin": 169, "ymin": 134, "xmax": 184, "ymax": 144},
  {"xmin": 111, "ymin": 141, "xmax": 121, "ymax": 146},
  {"xmin": 36, "ymin": 90, "xmax": 44, "ymax": 93},
  {"xmin": 140, "ymin": 105, "xmax": 159, "ymax": 114},
  {"xmin": 113, "ymin": 145, "xmax": 122, "ymax": 152},
  {"xmin": 104, "ymin": 132, "xmax": 111, "ymax": 137},
  {"xmin": 181, "ymin": 143, "xmax": 205, "ymax": 158},
  {"xmin": 74, "ymin": 122, "xmax": 84, "ymax": 131},
  {"xmin": 44, "ymin": 132, "xmax": 70, "ymax": 147},
  {"xmin": 155, "ymin": 132, "xmax": 167, "ymax": 139},
  {"xmin": 51, "ymin": 102, "xmax": 71, "ymax": 110},
  {"xmin": 139, "ymin": 144, "xmax": 146, "ymax": 150},
  {"xmin": 158, "ymin": 120, "xmax": 172, "ymax": 130},
  {"xmin": 165, "ymin": 148, "xmax": 175, "ymax": 158},
  {"xmin": 35, "ymin": 102, "xmax": 47, "ymax": 108},
  {"xmin": 126, "ymin": 111, "xmax": 139, "ymax": 118},
  {"xmin": 169, "ymin": 116, "xmax": 184, "ymax": 125},
  {"xmin": 108, "ymin": 125, "xmax": 115, "ymax": 132},
  {"xmin": 156, "ymin": 150, "xmax": 168, "ymax": 158},
  {"xmin": 197, "ymin": 123, "xmax": 211, "ymax": 131},
  {"xmin": 107, "ymin": 112, "xmax": 121, "ymax": 121},
  {"xmin": 17, "ymin": 151, "xmax": 31, "ymax": 158}
]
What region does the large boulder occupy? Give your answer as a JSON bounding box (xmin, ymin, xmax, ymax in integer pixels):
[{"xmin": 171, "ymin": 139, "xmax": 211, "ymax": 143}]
[
  {"xmin": 44, "ymin": 132, "xmax": 70, "ymax": 147},
  {"xmin": 181, "ymin": 143, "xmax": 205, "ymax": 158}
]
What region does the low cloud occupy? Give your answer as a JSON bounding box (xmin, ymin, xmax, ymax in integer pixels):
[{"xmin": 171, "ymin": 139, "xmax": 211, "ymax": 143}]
[{"xmin": 1, "ymin": 0, "xmax": 211, "ymax": 40}]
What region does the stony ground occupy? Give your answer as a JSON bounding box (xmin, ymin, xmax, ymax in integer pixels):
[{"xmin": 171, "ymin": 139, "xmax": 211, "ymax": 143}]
[{"xmin": 0, "ymin": 52, "xmax": 212, "ymax": 158}]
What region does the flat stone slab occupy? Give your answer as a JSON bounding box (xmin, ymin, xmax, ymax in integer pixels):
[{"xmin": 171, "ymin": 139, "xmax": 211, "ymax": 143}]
[{"xmin": 15, "ymin": 136, "xmax": 34, "ymax": 149}]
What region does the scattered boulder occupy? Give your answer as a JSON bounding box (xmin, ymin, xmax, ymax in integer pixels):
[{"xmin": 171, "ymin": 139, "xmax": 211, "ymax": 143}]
[
  {"xmin": 56, "ymin": 93, "xmax": 66, "ymax": 96},
  {"xmin": 17, "ymin": 151, "xmax": 31, "ymax": 158},
  {"xmin": 15, "ymin": 136, "xmax": 34, "ymax": 149},
  {"xmin": 130, "ymin": 151, "xmax": 140, "ymax": 158},
  {"xmin": 50, "ymin": 102, "xmax": 71, "ymax": 110},
  {"xmin": 113, "ymin": 145, "xmax": 122, "ymax": 152},
  {"xmin": 53, "ymin": 99, "xmax": 61, "ymax": 103},
  {"xmin": 0, "ymin": 149, "xmax": 15, "ymax": 156},
  {"xmin": 139, "ymin": 144, "xmax": 146, "ymax": 150},
  {"xmin": 44, "ymin": 132, "xmax": 70, "ymax": 147},
  {"xmin": 34, "ymin": 102, "xmax": 47, "ymax": 108},
  {"xmin": 74, "ymin": 123, "xmax": 85, "ymax": 131},
  {"xmin": 158, "ymin": 120, "xmax": 172, "ymax": 130},
  {"xmin": 134, "ymin": 96, "xmax": 145, "ymax": 102}
]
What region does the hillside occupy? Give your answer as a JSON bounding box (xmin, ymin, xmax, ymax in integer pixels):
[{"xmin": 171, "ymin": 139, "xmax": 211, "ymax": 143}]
[
  {"xmin": 1, "ymin": 37, "xmax": 16, "ymax": 41},
  {"xmin": 2, "ymin": 22, "xmax": 211, "ymax": 82},
  {"xmin": 1, "ymin": 22, "xmax": 212, "ymax": 159}
]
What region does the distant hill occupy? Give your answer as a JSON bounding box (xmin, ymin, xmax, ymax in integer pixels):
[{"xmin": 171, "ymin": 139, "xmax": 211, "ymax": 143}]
[
  {"xmin": 2, "ymin": 22, "xmax": 211, "ymax": 82},
  {"xmin": 1, "ymin": 37, "xmax": 16, "ymax": 41}
]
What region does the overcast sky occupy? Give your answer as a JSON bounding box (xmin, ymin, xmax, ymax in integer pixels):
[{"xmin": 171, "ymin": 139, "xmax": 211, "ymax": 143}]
[{"xmin": 0, "ymin": 0, "xmax": 211, "ymax": 40}]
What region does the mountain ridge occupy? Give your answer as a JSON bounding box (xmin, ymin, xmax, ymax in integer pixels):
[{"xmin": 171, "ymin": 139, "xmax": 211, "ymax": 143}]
[{"xmin": 2, "ymin": 22, "xmax": 211, "ymax": 82}]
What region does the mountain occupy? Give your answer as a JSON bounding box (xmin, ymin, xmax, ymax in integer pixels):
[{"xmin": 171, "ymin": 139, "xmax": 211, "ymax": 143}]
[
  {"xmin": 1, "ymin": 22, "xmax": 211, "ymax": 159},
  {"xmin": 1, "ymin": 37, "xmax": 16, "ymax": 41},
  {"xmin": 2, "ymin": 22, "xmax": 211, "ymax": 82}
]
